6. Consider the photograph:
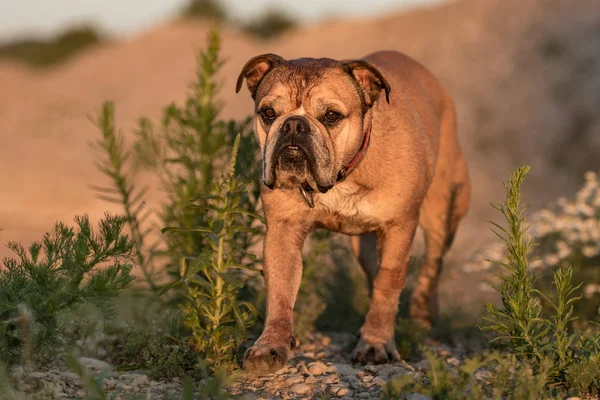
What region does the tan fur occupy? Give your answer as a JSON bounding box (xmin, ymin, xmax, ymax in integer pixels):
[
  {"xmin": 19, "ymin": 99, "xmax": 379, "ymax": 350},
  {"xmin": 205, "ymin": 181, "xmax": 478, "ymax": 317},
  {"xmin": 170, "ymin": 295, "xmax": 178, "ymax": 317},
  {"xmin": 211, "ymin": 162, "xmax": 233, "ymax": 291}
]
[{"xmin": 236, "ymin": 50, "xmax": 470, "ymax": 374}]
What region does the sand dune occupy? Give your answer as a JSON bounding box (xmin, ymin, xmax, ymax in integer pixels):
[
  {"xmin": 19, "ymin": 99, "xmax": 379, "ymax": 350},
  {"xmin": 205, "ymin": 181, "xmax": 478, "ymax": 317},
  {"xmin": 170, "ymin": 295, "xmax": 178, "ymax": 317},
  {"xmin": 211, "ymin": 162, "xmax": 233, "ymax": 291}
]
[{"xmin": 1, "ymin": 0, "xmax": 598, "ymax": 261}]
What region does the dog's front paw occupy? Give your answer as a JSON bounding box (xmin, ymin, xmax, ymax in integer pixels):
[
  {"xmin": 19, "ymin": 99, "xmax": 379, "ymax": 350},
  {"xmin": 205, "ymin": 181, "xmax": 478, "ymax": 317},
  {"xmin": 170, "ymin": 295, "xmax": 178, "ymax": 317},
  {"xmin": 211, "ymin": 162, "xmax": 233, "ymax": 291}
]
[
  {"xmin": 351, "ymin": 337, "xmax": 400, "ymax": 364},
  {"xmin": 243, "ymin": 339, "xmax": 293, "ymax": 375}
]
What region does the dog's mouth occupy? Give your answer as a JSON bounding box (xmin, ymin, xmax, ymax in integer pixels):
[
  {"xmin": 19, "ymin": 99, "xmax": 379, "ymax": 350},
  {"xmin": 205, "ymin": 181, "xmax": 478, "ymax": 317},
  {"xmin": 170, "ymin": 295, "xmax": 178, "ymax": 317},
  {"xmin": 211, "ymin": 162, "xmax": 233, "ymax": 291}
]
[
  {"xmin": 264, "ymin": 141, "xmax": 332, "ymax": 193},
  {"xmin": 278, "ymin": 145, "xmax": 305, "ymax": 164}
]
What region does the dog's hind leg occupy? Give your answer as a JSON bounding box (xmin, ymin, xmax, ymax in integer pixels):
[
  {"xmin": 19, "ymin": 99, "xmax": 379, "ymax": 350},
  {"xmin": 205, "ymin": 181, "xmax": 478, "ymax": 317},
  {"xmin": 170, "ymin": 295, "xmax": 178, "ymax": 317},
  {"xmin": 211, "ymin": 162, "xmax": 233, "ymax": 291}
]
[
  {"xmin": 409, "ymin": 158, "xmax": 470, "ymax": 328},
  {"xmin": 350, "ymin": 232, "xmax": 379, "ymax": 294}
]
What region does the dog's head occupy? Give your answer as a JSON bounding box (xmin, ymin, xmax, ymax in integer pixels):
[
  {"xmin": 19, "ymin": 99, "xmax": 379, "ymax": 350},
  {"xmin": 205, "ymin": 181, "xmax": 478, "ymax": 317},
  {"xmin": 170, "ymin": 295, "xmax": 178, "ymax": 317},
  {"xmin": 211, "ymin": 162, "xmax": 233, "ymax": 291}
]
[{"xmin": 236, "ymin": 54, "xmax": 390, "ymax": 193}]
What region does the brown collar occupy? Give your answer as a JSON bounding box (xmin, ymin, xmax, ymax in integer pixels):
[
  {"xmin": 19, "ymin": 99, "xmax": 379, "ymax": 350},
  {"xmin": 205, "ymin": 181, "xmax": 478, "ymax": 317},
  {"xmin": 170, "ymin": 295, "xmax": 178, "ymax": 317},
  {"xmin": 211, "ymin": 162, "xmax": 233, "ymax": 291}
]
[{"xmin": 299, "ymin": 122, "xmax": 372, "ymax": 208}]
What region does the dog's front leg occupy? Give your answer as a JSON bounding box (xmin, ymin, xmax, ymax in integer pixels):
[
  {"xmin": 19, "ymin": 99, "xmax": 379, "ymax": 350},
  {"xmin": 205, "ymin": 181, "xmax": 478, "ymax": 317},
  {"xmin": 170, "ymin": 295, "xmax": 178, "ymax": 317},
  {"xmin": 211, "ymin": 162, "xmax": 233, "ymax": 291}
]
[
  {"xmin": 352, "ymin": 221, "xmax": 418, "ymax": 364},
  {"xmin": 243, "ymin": 219, "xmax": 308, "ymax": 374}
]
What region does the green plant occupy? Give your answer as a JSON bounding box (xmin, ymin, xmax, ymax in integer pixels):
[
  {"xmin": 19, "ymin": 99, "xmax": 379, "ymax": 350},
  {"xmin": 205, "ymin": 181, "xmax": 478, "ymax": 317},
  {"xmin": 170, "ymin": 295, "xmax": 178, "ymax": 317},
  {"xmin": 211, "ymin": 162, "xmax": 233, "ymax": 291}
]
[
  {"xmin": 483, "ymin": 166, "xmax": 548, "ymax": 363},
  {"xmin": 0, "ymin": 215, "xmax": 134, "ymax": 366},
  {"xmin": 383, "ymin": 350, "xmax": 554, "ymax": 400},
  {"xmin": 163, "ymin": 134, "xmax": 260, "ymax": 372},
  {"xmin": 95, "ymin": 26, "xmax": 259, "ymax": 289},
  {"xmin": 0, "ymin": 25, "xmax": 103, "ymax": 67},
  {"xmin": 140, "ymin": 336, "xmax": 199, "ymax": 380},
  {"xmin": 66, "ymin": 352, "xmax": 109, "ymax": 400},
  {"xmin": 92, "ymin": 26, "xmax": 262, "ymax": 375},
  {"xmin": 91, "ymin": 102, "xmax": 159, "ymax": 292},
  {"xmin": 467, "ymin": 171, "xmax": 600, "ymax": 323},
  {"xmin": 65, "ymin": 352, "xmax": 233, "ymax": 399},
  {"xmin": 383, "ymin": 349, "xmax": 485, "ymax": 400},
  {"xmin": 483, "ymin": 166, "xmax": 600, "ymax": 396},
  {"xmin": 133, "ymin": 28, "xmax": 258, "ymax": 282},
  {"xmin": 195, "ymin": 369, "xmax": 234, "ymax": 400},
  {"xmin": 180, "ymin": 0, "xmax": 227, "ymax": 21},
  {"xmin": 242, "ymin": 10, "xmax": 297, "ymax": 40},
  {"xmin": 394, "ymin": 320, "xmax": 426, "ymax": 360},
  {"xmin": 0, "ymin": 362, "xmax": 20, "ymax": 400}
]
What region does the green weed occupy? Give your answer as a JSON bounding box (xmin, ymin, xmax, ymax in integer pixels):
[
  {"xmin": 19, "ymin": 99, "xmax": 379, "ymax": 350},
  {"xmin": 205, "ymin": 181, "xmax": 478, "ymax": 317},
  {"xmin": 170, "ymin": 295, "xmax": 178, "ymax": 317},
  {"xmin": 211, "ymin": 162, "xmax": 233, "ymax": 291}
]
[
  {"xmin": 162, "ymin": 134, "xmax": 261, "ymax": 372},
  {"xmin": 0, "ymin": 215, "xmax": 134, "ymax": 366},
  {"xmin": 484, "ymin": 166, "xmax": 600, "ymax": 396}
]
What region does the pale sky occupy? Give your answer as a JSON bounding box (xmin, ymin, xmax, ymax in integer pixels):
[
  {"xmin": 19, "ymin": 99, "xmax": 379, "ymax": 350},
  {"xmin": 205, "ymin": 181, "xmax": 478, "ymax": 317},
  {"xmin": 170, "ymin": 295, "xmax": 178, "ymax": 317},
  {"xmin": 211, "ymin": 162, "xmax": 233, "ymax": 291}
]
[{"xmin": 0, "ymin": 0, "xmax": 444, "ymax": 40}]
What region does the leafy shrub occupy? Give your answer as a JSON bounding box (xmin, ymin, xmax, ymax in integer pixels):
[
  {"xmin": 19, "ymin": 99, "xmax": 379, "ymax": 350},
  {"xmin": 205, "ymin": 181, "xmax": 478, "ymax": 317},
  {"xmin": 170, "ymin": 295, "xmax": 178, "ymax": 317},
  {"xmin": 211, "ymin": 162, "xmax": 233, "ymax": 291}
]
[
  {"xmin": 466, "ymin": 171, "xmax": 600, "ymax": 322},
  {"xmin": 180, "ymin": 0, "xmax": 227, "ymax": 21},
  {"xmin": 140, "ymin": 336, "xmax": 199, "ymax": 380},
  {"xmin": 386, "ymin": 167, "xmax": 600, "ymax": 398},
  {"xmin": 0, "ymin": 215, "xmax": 134, "ymax": 366},
  {"xmin": 133, "ymin": 30, "xmax": 260, "ymax": 279},
  {"xmin": 163, "ymin": 135, "xmax": 260, "ymax": 372},
  {"xmin": 483, "ymin": 166, "xmax": 600, "ymax": 396},
  {"xmin": 93, "ymin": 27, "xmax": 262, "ymax": 373},
  {"xmin": 242, "ymin": 10, "xmax": 297, "ymax": 40},
  {"xmin": 383, "ymin": 349, "xmax": 556, "ymax": 400},
  {"xmin": 94, "ymin": 27, "xmax": 260, "ymax": 289},
  {"xmin": 0, "ymin": 26, "xmax": 103, "ymax": 67},
  {"xmin": 86, "ymin": 298, "xmax": 195, "ymax": 379},
  {"xmin": 91, "ymin": 102, "xmax": 160, "ymax": 292}
]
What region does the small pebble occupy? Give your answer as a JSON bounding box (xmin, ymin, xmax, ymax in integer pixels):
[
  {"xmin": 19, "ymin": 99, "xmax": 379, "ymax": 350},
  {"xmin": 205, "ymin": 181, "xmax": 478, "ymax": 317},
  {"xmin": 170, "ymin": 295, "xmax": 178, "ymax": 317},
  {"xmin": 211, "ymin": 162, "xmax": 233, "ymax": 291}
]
[
  {"xmin": 10, "ymin": 366, "xmax": 25, "ymax": 380},
  {"xmin": 372, "ymin": 376, "xmax": 386, "ymax": 386},
  {"xmin": 326, "ymin": 365, "xmax": 338, "ymax": 373},
  {"xmin": 302, "ymin": 344, "xmax": 316, "ymax": 351},
  {"xmin": 20, "ymin": 384, "xmax": 32, "ymax": 393},
  {"xmin": 290, "ymin": 383, "xmax": 311, "ymax": 394},
  {"xmin": 446, "ymin": 357, "xmax": 460, "ymax": 367},
  {"xmin": 132, "ymin": 375, "xmax": 148, "ymax": 386},
  {"xmin": 406, "ymin": 394, "xmax": 432, "ymax": 400},
  {"xmin": 308, "ymin": 361, "xmax": 326, "ymax": 375},
  {"xmin": 285, "ymin": 375, "xmax": 304, "ymax": 385},
  {"xmin": 334, "ymin": 364, "xmax": 361, "ymax": 376},
  {"xmin": 77, "ymin": 357, "xmax": 112, "ymax": 372},
  {"xmin": 329, "ymin": 385, "xmax": 342, "ymax": 395}
]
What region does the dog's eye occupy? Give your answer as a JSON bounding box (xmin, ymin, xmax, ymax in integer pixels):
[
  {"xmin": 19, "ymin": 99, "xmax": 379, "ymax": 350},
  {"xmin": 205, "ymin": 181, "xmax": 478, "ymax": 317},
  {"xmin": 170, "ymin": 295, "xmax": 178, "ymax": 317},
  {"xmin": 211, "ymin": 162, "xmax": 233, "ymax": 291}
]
[
  {"xmin": 260, "ymin": 107, "xmax": 277, "ymax": 121},
  {"xmin": 323, "ymin": 110, "xmax": 342, "ymax": 124}
]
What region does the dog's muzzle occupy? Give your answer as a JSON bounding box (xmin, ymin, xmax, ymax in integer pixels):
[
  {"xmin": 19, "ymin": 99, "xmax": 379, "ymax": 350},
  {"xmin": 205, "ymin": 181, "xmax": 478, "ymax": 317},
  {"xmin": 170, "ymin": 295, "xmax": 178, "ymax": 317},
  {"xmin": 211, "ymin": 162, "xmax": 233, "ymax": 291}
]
[{"xmin": 264, "ymin": 116, "xmax": 318, "ymax": 188}]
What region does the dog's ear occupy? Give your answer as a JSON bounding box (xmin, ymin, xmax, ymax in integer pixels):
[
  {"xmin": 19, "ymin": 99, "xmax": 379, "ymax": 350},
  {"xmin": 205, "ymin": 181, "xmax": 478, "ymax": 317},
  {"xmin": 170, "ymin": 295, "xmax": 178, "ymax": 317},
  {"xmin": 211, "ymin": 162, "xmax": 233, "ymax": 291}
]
[
  {"xmin": 343, "ymin": 60, "xmax": 391, "ymax": 106},
  {"xmin": 236, "ymin": 53, "xmax": 286, "ymax": 99}
]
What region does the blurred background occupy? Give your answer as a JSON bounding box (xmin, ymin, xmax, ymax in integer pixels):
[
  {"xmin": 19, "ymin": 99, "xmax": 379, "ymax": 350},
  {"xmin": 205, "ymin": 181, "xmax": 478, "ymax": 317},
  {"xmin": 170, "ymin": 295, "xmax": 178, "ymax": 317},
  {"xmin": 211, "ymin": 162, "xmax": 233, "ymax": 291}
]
[{"xmin": 0, "ymin": 0, "xmax": 598, "ymax": 277}]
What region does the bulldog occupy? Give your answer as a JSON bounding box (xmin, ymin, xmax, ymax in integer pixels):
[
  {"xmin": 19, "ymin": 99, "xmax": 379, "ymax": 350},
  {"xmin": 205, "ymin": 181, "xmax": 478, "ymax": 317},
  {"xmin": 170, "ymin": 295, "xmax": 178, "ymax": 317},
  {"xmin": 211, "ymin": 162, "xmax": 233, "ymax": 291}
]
[{"xmin": 235, "ymin": 50, "xmax": 470, "ymax": 374}]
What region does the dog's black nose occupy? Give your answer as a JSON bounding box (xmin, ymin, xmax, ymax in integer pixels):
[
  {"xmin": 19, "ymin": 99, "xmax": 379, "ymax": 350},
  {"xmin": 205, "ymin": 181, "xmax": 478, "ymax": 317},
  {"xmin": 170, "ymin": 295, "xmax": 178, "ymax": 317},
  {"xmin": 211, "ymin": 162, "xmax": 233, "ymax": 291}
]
[{"xmin": 282, "ymin": 116, "xmax": 310, "ymax": 135}]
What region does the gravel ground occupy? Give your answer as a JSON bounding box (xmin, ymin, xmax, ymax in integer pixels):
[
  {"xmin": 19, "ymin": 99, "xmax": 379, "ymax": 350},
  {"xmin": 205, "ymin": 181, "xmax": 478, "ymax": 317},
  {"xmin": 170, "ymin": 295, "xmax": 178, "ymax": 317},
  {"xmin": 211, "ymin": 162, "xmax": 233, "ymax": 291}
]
[
  {"xmin": 4, "ymin": 332, "xmax": 452, "ymax": 400},
  {"xmin": 11, "ymin": 332, "xmax": 595, "ymax": 400}
]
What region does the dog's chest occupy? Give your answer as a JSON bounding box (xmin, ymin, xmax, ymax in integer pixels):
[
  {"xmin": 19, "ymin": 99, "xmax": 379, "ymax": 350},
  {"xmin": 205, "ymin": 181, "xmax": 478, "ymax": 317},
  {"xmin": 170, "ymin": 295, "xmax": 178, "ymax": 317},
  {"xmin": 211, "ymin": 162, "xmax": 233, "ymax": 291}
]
[{"xmin": 314, "ymin": 183, "xmax": 385, "ymax": 234}]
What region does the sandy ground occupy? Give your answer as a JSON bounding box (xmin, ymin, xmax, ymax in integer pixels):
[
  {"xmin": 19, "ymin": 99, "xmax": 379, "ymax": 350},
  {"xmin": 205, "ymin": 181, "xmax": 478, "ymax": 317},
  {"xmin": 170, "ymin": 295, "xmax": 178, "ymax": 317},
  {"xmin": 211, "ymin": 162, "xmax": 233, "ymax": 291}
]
[{"xmin": 1, "ymin": 0, "xmax": 598, "ymax": 270}]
